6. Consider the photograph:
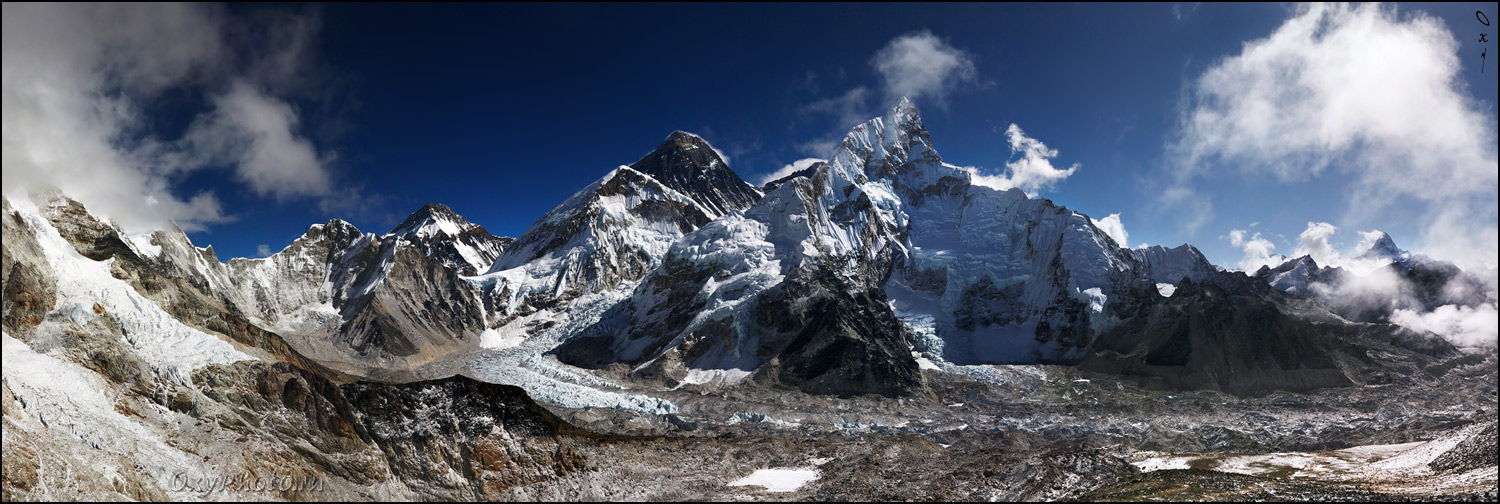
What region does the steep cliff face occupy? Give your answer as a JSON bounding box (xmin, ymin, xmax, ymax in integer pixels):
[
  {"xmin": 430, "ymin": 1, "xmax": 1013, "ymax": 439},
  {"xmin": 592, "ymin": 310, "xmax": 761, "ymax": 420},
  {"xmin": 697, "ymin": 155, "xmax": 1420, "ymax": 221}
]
[
  {"xmin": 557, "ymin": 99, "xmax": 1155, "ymax": 394},
  {"xmin": 1, "ymin": 197, "xmax": 55, "ymax": 339},
  {"xmin": 1081, "ymin": 270, "xmax": 1458, "ymax": 397},
  {"xmin": 1130, "ymin": 244, "xmax": 1216, "ymax": 286}
]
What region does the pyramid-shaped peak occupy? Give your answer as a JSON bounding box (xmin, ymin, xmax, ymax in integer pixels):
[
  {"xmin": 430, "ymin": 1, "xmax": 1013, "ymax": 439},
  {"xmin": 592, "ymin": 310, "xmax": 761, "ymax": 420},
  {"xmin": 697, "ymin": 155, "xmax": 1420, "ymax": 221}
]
[
  {"xmin": 629, "ymin": 130, "xmax": 760, "ymax": 218},
  {"xmin": 390, "ymin": 202, "xmax": 473, "ymax": 238},
  {"xmin": 892, "ymin": 96, "xmax": 917, "ymax": 113},
  {"xmin": 664, "ymin": 130, "xmax": 706, "ymax": 143},
  {"xmin": 633, "ymin": 130, "xmax": 728, "ymax": 174},
  {"xmin": 885, "ymin": 97, "xmax": 923, "ymax": 127},
  {"xmin": 1359, "ymin": 231, "xmax": 1408, "ymax": 261},
  {"xmin": 635, "ymin": 131, "xmax": 724, "ymax": 170},
  {"xmin": 414, "ymin": 202, "xmax": 458, "ymax": 218}
]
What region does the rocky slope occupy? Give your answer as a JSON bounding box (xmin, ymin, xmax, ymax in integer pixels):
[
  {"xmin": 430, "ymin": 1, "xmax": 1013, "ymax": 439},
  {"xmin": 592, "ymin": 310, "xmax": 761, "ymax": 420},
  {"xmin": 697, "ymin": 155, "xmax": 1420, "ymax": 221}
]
[{"xmin": 469, "ymin": 132, "xmax": 762, "ymax": 347}]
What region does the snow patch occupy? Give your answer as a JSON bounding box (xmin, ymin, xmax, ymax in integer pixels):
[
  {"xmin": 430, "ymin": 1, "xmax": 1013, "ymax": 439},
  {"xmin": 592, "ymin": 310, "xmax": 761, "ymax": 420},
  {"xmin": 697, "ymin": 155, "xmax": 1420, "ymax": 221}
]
[
  {"xmin": 728, "ymin": 468, "xmax": 820, "ymax": 492},
  {"xmin": 14, "ymin": 199, "xmax": 255, "ymax": 380},
  {"xmin": 679, "ymin": 368, "xmax": 753, "ymax": 386},
  {"xmin": 478, "ymin": 328, "xmax": 525, "ymax": 350}
]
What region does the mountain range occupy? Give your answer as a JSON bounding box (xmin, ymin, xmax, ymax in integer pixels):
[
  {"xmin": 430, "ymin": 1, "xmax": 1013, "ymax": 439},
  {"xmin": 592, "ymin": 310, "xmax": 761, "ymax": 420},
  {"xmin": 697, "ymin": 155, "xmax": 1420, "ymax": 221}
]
[{"xmin": 3, "ymin": 99, "xmax": 1494, "ymax": 500}]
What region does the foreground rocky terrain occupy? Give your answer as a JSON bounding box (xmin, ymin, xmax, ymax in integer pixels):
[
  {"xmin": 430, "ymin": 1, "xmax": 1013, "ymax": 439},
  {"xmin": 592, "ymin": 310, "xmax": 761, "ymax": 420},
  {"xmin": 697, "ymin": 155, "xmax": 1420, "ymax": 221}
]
[{"xmin": 3, "ymin": 100, "xmax": 1496, "ymax": 501}]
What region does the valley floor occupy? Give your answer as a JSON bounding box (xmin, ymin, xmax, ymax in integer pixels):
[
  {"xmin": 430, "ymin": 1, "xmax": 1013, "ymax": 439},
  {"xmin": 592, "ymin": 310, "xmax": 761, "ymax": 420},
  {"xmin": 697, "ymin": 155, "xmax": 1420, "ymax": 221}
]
[
  {"xmin": 476, "ymin": 348, "xmax": 1500, "ymax": 501},
  {"xmin": 4, "ymin": 328, "xmax": 1496, "ymax": 501}
]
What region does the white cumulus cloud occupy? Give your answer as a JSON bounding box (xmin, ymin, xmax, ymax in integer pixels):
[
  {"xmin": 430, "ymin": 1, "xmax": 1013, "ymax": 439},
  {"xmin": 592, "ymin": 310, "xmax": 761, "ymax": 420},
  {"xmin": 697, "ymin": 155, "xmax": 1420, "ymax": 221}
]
[
  {"xmin": 1091, "ymin": 213, "xmax": 1129, "ymax": 248},
  {"xmin": 965, "ymin": 124, "xmax": 1079, "ymax": 196},
  {"xmin": 1228, "ymin": 228, "xmax": 1284, "ymax": 273},
  {"xmin": 1170, "ymin": 3, "xmax": 1498, "ymax": 271},
  {"xmin": 179, "ymin": 81, "xmax": 333, "ymax": 199},
  {"xmin": 1292, "ymin": 221, "xmax": 1341, "ymax": 267}
]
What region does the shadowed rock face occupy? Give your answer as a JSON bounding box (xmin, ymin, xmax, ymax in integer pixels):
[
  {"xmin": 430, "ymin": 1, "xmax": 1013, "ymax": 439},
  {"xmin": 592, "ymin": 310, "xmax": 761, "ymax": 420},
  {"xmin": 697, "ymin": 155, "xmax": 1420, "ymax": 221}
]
[
  {"xmin": 1, "ymin": 198, "xmax": 55, "ymax": 339},
  {"xmin": 556, "ymin": 258, "xmax": 924, "ymax": 398},
  {"xmin": 629, "ymin": 131, "xmax": 762, "ymax": 218},
  {"xmin": 758, "ymin": 267, "xmax": 924, "ymax": 398},
  {"xmin": 1080, "ymin": 271, "xmax": 1457, "ymax": 397},
  {"xmin": 335, "ymin": 243, "xmax": 487, "ymax": 369}
]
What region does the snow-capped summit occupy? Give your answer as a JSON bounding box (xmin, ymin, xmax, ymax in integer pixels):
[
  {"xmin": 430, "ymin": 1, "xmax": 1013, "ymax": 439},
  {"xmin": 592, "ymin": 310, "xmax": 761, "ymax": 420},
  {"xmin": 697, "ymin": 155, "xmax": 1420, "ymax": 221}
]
[
  {"xmin": 1129, "ymin": 244, "xmax": 1216, "ymax": 285},
  {"xmin": 628, "ymin": 130, "xmax": 763, "ymax": 218},
  {"xmin": 468, "ymin": 131, "xmax": 770, "ymax": 341},
  {"xmin": 1254, "ymin": 255, "xmax": 1322, "ymax": 294},
  {"xmin": 1359, "ymin": 232, "xmax": 1410, "ymax": 262},
  {"xmin": 388, "ymin": 202, "xmax": 510, "ymax": 275},
  {"xmin": 389, "ymin": 203, "xmax": 466, "ymax": 239}
]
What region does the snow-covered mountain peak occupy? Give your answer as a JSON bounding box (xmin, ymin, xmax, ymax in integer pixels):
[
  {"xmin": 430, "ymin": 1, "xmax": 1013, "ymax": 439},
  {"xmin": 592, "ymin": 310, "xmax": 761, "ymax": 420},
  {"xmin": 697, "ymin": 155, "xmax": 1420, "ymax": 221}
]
[
  {"xmin": 1253, "ymin": 254, "xmax": 1323, "ymax": 294},
  {"xmin": 384, "ymin": 203, "xmax": 509, "ymax": 275},
  {"xmin": 389, "ymin": 202, "xmax": 469, "ymax": 239},
  {"xmin": 1130, "ymin": 244, "xmax": 1217, "ymax": 285},
  {"xmin": 1359, "ymin": 232, "xmax": 1410, "ymax": 262},
  {"xmin": 825, "ymin": 99, "xmax": 949, "ymax": 191}
]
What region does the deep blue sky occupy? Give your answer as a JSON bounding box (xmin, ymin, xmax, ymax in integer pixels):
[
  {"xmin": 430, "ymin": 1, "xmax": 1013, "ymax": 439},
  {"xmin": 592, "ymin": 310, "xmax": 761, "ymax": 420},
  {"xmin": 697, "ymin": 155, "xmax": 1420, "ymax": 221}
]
[{"xmin": 158, "ymin": 3, "xmax": 1496, "ymax": 268}]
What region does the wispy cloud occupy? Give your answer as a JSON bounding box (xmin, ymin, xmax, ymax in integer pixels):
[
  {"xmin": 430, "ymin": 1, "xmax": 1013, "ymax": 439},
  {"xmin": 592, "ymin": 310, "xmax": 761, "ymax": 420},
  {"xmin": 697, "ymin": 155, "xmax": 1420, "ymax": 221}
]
[
  {"xmin": 178, "ymin": 81, "xmax": 334, "ymax": 199},
  {"xmin": 963, "ymin": 124, "xmax": 1079, "ymax": 196},
  {"xmin": 1171, "ymin": 3, "xmax": 1200, "ymax": 22},
  {"xmin": 795, "ymin": 30, "xmax": 981, "ymax": 158},
  {"xmin": 870, "ymin": 30, "xmax": 978, "ymax": 108},
  {"xmin": 795, "ymin": 87, "xmax": 871, "ymax": 157},
  {"xmin": 1091, "ymin": 213, "xmax": 1129, "ymax": 248},
  {"xmin": 759, "ymin": 158, "xmax": 825, "ymax": 187}
]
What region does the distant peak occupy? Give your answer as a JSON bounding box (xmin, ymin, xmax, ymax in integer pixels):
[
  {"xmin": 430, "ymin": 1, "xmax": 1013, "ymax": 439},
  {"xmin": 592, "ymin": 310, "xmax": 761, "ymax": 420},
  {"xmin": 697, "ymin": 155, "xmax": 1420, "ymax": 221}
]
[
  {"xmin": 316, "ymin": 218, "xmax": 361, "ymax": 235},
  {"xmin": 627, "ymin": 130, "xmax": 761, "ymax": 217},
  {"xmin": 633, "ymin": 130, "xmax": 727, "ymax": 176},
  {"xmin": 1359, "ymin": 232, "xmax": 1408, "ymax": 261},
  {"xmin": 390, "ymin": 202, "xmax": 473, "ymax": 238}
]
